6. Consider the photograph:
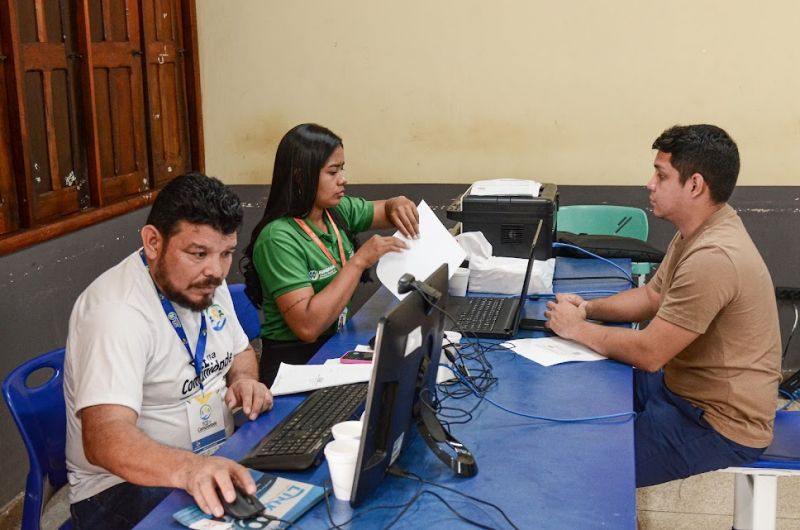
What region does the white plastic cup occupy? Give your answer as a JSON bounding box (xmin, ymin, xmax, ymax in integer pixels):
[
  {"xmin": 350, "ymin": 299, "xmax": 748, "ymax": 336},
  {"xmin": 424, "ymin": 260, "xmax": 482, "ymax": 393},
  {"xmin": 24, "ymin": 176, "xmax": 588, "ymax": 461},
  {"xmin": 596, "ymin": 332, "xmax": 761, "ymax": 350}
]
[
  {"xmin": 331, "ymin": 420, "xmax": 363, "ymax": 441},
  {"xmin": 324, "ymin": 438, "xmax": 360, "ymax": 501},
  {"xmin": 449, "ymin": 267, "xmax": 469, "ymax": 297}
]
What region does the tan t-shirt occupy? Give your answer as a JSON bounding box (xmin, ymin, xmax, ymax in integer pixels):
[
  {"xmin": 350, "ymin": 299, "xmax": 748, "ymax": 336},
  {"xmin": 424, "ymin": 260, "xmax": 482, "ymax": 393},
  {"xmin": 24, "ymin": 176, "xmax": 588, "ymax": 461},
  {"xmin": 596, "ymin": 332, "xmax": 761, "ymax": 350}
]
[{"xmin": 650, "ymin": 204, "xmax": 781, "ymax": 448}]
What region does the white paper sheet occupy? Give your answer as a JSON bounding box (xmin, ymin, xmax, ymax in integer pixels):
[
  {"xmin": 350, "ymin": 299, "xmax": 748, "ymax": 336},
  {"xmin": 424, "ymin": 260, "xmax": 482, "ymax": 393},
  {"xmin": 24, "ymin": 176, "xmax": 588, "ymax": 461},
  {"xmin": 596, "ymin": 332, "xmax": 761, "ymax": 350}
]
[
  {"xmin": 500, "ymin": 336, "xmax": 606, "ymax": 367},
  {"xmin": 269, "ymin": 362, "xmax": 373, "ymax": 396},
  {"xmin": 376, "ymin": 200, "xmax": 466, "ymax": 299},
  {"xmin": 468, "ymin": 178, "xmax": 542, "ymax": 197}
]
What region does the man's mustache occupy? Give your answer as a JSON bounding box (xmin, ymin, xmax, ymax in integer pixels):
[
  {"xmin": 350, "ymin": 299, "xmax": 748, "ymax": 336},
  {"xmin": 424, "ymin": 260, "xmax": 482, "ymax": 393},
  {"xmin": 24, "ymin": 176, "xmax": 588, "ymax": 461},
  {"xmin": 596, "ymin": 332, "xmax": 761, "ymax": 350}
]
[{"xmin": 191, "ymin": 277, "xmax": 223, "ymax": 289}]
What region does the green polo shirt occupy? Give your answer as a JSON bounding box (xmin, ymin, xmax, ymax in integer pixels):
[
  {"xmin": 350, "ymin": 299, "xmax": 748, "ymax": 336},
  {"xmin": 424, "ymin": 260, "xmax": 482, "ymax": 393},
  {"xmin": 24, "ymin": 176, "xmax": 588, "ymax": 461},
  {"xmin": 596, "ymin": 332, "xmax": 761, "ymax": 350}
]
[{"xmin": 251, "ymin": 196, "xmax": 374, "ymax": 341}]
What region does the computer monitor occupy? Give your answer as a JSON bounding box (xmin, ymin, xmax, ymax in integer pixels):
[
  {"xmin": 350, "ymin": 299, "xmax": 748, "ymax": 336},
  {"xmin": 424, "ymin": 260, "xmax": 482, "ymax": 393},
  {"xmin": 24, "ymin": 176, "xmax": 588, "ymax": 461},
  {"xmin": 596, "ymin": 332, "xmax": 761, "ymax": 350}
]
[{"xmin": 349, "ymin": 263, "xmax": 476, "ymax": 507}]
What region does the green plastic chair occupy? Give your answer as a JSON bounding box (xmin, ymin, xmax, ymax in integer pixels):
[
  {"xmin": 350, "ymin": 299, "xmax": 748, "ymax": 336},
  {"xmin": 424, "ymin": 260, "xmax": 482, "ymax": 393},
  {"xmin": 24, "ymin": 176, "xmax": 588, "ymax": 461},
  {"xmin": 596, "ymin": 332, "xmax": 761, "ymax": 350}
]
[{"xmin": 557, "ymin": 205, "xmax": 652, "ymax": 282}]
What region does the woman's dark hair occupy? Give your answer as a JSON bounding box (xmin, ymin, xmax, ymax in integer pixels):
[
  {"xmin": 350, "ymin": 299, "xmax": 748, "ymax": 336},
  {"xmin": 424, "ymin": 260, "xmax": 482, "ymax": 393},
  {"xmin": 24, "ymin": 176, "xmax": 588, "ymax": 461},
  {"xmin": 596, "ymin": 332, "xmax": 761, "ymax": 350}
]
[{"xmin": 240, "ymin": 123, "xmax": 364, "ymax": 308}]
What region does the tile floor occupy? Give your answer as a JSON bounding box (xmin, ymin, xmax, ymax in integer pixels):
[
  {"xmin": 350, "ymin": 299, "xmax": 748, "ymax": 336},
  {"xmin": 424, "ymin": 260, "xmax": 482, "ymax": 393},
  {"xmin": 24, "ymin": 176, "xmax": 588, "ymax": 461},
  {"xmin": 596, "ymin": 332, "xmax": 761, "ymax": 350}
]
[{"xmin": 638, "ymin": 471, "xmax": 800, "ymax": 529}]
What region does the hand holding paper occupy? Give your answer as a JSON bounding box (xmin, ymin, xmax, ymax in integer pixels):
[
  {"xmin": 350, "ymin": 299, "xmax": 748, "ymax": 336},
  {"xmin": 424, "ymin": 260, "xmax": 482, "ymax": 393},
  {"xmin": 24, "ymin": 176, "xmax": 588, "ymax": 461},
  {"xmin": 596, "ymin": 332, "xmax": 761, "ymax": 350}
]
[{"xmin": 376, "ymin": 200, "xmax": 466, "ymax": 299}]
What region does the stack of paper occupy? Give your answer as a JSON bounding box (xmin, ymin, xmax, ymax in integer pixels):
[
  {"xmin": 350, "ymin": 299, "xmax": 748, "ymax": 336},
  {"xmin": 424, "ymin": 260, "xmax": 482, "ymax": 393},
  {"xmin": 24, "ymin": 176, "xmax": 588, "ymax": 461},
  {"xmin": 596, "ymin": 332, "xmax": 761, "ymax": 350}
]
[
  {"xmin": 501, "ymin": 337, "xmax": 605, "ymax": 367},
  {"xmin": 469, "ymin": 178, "xmax": 542, "ymax": 197},
  {"xmin": 376, "ymin": 200, "xmax": 466, "ymax": 299},
  {"xmin": 270, "ymin": 359, "xmax": 373, "ymax": 396}
]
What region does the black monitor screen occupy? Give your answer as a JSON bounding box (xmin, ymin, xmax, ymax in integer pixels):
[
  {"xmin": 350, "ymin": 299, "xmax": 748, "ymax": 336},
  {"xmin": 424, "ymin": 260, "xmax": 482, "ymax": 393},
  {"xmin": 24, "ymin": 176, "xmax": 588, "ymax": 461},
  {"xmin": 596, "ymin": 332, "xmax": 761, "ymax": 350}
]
[{"xmin": 349, "ymin": 263, "xmax": 449, "ymax": 506}]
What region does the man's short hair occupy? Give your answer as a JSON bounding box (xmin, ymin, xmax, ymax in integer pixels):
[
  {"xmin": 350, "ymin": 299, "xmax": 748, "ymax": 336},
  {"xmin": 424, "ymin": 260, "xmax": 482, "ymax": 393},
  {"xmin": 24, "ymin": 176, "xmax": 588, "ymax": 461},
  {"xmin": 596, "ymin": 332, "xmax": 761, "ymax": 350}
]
[
  {"xmin": 652, "ymin": 124, "xmax": 740, "ymax": 203},
  {"xmin": 146, "ymin": 172, "xmax": 243, "ymax": 240}
]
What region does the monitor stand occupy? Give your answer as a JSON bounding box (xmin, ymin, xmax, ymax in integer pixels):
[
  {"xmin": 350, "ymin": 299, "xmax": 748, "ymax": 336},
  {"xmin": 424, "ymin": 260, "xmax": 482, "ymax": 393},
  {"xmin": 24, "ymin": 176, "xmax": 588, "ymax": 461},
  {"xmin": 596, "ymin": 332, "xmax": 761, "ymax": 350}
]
[{"xmin": 415, "ymin": 402, "xmax": 478, "ymax": 477}]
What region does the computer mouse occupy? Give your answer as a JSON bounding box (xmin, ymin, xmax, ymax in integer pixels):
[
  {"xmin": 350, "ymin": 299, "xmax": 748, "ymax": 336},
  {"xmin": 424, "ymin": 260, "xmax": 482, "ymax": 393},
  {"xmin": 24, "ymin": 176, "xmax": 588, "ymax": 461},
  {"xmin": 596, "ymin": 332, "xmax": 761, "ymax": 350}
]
[{"xmin": 218, "ymin": 486, "xmax": 265, "ymax": 520}]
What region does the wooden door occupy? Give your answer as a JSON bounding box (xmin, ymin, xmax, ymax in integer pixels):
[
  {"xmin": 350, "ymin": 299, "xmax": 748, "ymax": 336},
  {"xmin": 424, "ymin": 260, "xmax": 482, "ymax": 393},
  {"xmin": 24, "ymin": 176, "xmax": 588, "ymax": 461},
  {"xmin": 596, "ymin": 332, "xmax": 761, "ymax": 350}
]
[
  {"xmin": 78, "ymin": 0, "xmax": 149, "ymax": 205},
  {"xmin": 0, "ymin": 23, "xmax": 19, "ymax": 234},
  {"xmin": 141, "ymin": 0, "xmax": 191, "ymax": 188},
  {"xmin": 4, "ymin": 0, "xmax": 87, "ymax": 224}
]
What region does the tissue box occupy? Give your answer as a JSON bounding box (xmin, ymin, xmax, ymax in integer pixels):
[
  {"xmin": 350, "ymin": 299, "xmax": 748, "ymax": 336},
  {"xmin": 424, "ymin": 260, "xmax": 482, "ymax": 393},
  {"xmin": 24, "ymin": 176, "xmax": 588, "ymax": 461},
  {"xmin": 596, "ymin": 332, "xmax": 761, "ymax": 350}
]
[
  {"xmin": 446, "ymin": 183, "xmax": 558, "ymax": 259},
  {"xmin": 469, "ymin": 257, "xmax": 555, "ymax": 295}
]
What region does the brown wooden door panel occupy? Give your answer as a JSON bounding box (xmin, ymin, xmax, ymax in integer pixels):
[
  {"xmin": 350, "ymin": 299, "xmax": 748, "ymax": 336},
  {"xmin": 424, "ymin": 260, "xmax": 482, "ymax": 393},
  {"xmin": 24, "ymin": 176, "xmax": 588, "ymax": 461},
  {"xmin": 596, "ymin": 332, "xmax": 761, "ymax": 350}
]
[
  {"xmin": 8, "ymin": 0, "xmax": 85, "ymax": 224},
  {"xmin": 0, "ymin": 24, "xmax": 20, "ymax": 234},
  {"xmin": 80, "ymin": 0, "xmax": 149, "ymax": 205},
  {"xmin": 33, "ymin": 185, "xmax": 78, "ymax": 221},
  {"xmin": 22, "ymin": 66, "xmax": 82, "ymax": 221},
  {"xmin": 102, "ymin": 169, "xmax": 144, "ymax": 199},
  {"xmin": 0, "ymin": 0, "xmax": 202, "ymax": 253},
  {"xmin": 141, "ymin": 0, "xmax": 190, "ymax": 188}
]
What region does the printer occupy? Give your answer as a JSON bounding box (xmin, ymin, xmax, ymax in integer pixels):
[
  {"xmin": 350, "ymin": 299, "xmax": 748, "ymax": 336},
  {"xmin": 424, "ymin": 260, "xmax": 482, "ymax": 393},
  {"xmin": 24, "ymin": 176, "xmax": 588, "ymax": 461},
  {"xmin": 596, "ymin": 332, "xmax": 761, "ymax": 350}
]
[{"xmin": 446, "ymin": 182, "xmax": 558, "ymax": 260}]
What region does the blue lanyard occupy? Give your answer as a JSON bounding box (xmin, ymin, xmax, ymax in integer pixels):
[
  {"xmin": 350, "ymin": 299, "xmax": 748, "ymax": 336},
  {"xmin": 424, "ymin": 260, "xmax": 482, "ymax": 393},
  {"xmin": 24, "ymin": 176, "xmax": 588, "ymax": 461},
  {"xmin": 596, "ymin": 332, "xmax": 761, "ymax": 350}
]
[{"xmin": 139, "ymin": 250, "xmax": 208, "ymax": 392}]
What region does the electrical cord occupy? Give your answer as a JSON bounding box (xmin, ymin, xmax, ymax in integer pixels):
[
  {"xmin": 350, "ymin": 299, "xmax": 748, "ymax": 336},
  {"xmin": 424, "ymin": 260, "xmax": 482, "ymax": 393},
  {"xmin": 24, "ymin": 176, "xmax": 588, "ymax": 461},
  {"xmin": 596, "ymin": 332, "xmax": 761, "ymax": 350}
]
[
  {"xmin": 778, "ymin": 388, "xmax": 798, "ymax": 411},
  {"xmin": 551, "ymin": 242, "xmax": 637, "ymax": 287},
  {"xmin": 271, "ymin": 518, "xmax": 303, "ymax": 529},
  {"xmin": 388, "ymin": 466, "xmax": 520, "ymax": 530},
  {"xmin": 781, "ymin": 301, "xmax": 798, "ymax": 361},
  {"xmin": 415, "ymin": 285, "xmax": 635, "ymax": 424},
  {"xmin": 445, "ymin": 364, "xmax": 636, "ymax": 423},
  {"xmin": 324, "ymin": 473, "xmax": 500, "ymax": 530}
]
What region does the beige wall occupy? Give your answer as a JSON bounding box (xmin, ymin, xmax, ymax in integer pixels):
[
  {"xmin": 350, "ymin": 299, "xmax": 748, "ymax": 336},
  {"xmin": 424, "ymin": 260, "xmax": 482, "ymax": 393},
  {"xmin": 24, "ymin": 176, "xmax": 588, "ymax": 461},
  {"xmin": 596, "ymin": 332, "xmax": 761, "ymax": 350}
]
[{"xmin": 197, "ymin": 1, "xmax": 800, "ymax": 187}]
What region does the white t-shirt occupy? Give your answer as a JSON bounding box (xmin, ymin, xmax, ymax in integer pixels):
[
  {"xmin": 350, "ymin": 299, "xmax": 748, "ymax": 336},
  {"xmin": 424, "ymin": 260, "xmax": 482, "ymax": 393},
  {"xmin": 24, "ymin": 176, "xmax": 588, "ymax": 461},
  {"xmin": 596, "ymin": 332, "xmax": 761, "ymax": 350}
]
[{"xmin": 64, "ymin": 250, "xmax": 250, "ymax": 503}]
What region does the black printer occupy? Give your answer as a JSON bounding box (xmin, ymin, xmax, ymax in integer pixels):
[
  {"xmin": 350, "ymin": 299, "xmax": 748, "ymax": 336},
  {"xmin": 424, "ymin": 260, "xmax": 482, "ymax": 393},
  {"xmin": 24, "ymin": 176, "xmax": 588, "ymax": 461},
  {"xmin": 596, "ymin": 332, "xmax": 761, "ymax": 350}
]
[{"xmin": 446, "ymin": 183, "xmax": 558, "ymax": 260}]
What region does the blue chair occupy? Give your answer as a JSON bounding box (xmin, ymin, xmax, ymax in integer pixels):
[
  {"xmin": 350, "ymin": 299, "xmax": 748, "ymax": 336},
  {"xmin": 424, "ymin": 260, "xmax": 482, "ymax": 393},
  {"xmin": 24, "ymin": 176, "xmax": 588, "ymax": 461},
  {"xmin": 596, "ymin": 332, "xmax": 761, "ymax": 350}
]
[
  {"xmin": 229, "ymin": 283, "xmax": 261, "ymax": 341},
  {"xmin": 2, "ymin": 347, "xmax": 72, "ymax": 530},
  {"xmin": 723, "ymin": 410, "xmax": 800, "ymax": 530}
]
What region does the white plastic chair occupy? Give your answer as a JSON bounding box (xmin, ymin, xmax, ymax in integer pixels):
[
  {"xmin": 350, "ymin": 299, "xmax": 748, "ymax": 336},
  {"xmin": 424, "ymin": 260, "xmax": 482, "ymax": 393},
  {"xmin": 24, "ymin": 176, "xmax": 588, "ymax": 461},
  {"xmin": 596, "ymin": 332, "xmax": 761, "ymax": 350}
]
[{"xmin": 721, "ymin": 410, "xmax": 800, "ymax": 530}]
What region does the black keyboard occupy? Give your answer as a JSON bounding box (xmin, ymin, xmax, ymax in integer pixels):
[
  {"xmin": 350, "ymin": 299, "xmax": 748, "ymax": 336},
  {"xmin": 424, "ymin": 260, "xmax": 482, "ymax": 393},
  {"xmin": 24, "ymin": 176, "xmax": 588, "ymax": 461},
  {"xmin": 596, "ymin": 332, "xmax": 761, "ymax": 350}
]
[
  {"xmin": 240, "ymin": 382, "xmax": 367, "ymax": 471},
  {"xmin": 456, "ymin": 297, "xmax": 505, "ymax": 332}
]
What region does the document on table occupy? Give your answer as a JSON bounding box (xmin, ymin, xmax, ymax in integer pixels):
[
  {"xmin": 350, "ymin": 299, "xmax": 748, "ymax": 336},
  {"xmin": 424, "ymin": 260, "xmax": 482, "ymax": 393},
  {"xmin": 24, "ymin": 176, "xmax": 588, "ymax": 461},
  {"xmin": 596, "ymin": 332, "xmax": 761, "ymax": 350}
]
[
  {"xmin": 376, "ymin": 199, "xmax": 466, "ymax": 299},
  {"xmin": 501, "ymin": 337, "xmax": 606, "ymax": 367},
  {"xmin": 270, "ymin": 360, "xmax": 373, "ymax": 396}
]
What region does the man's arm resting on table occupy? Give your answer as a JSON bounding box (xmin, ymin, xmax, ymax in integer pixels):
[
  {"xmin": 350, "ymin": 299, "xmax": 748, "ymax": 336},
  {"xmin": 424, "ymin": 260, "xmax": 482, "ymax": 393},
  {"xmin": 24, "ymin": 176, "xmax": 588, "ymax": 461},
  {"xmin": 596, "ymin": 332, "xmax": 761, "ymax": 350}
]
[
  {"xmin": 566, "ymin": 316, "xmax": 698, "ymax": 372},
  {"xmin": 584, "ymin": 284, "xmax": 661, "ymax": 323},
  {"xmin": 545, "ymin": 285, "xmax": 698, "ymax": 372},
  {"xmin": 81, "ymin": 404, "xmax": 254, "ymax": 518},
  {"xmin": 225, "ymin": 346, "xmax": 273, "ymax": 420}
]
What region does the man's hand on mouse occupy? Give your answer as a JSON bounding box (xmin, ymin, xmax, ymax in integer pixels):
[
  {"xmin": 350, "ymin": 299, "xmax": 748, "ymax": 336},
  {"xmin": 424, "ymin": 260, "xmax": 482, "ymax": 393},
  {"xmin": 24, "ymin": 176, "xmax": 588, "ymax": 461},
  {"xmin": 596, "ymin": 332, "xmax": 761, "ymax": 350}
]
[{"xmin": 181, "ymin": 455, "xmax": 257, "ymax": 518}]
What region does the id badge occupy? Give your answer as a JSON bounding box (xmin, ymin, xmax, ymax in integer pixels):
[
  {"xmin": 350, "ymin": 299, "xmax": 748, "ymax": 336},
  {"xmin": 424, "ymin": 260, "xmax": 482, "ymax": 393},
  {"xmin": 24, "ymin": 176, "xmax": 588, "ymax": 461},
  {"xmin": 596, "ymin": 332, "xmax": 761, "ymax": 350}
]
[
  {"xmin": 186, "ymin": 391, "xmax": 227, "ymax": 455},
  {"xmin": 337, "ymin": 306, "xmax": 348, "ymax": 331}
]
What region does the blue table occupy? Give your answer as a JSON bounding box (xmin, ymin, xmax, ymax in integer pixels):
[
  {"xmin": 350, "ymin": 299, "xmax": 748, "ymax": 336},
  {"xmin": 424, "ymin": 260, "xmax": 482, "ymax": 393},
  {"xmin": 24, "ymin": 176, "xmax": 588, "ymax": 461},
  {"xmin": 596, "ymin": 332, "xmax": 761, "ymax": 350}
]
[{"xmin": 136, "ymin": 257, "xmax": 636, "ymax": 529}]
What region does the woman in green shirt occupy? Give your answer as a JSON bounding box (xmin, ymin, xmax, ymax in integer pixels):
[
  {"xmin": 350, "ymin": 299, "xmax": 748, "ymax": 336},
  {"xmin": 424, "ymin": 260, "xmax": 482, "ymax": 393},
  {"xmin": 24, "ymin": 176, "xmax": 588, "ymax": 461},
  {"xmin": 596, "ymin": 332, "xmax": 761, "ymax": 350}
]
[{"xmin": 241, "ymin": 123, "xmax": 419, "ymax": 384}]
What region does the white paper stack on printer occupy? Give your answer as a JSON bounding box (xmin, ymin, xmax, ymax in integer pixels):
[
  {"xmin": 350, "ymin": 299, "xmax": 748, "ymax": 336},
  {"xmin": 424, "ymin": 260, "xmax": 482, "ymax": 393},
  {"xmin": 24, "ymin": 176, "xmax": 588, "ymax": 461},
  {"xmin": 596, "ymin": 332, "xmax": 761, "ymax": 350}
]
[
  {"xmin": 455, "ymin": 231, "xmax": 555, "ymax": 295},
  {"xmin": 468, "ymin": 178, "xmax": 542, "ymax": 197}
]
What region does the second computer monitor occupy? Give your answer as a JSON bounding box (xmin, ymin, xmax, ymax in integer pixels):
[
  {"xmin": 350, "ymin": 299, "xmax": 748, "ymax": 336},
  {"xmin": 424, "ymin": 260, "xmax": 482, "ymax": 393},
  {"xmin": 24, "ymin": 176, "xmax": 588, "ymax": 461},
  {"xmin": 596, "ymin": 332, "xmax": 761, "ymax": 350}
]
[{"xmin": 349, "ymin": 263, "xmax": 449, "ymax": 506}]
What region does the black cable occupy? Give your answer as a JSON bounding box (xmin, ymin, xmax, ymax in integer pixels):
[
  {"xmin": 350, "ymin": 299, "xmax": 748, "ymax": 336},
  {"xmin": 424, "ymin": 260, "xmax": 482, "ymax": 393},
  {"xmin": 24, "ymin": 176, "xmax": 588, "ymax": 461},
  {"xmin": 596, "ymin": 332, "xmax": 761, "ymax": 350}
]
[
  {"xmin": 413, "ymin": 491, "xmax": 499, "ymax": 530},
  {"xmin": 781, "ymin": 302, "xmax": 798, "ymax": 361},
  {"xmin": 270, "ymin": 518, "xmax": 303, "ymax": 530},
  {"xmin": 389, "ymin": 466, "xmax": 520, "ymax": 530}
]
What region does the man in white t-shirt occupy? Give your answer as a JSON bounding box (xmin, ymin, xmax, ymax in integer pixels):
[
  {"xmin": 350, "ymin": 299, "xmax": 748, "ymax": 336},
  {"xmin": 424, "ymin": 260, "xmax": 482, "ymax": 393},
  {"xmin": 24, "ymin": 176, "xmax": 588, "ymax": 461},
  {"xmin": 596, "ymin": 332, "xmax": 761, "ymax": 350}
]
[{"xmin": 65, "ymin": 173, "xmax": 273, "ymax": 530}]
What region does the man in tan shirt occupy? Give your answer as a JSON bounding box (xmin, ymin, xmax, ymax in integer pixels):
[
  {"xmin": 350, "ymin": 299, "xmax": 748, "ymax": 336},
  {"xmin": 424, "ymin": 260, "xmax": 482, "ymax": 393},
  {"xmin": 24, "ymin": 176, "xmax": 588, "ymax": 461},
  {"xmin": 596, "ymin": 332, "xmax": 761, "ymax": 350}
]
[{"xmin": 545, "ymin": 124, "xmax": 781, "ymax": 486}]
